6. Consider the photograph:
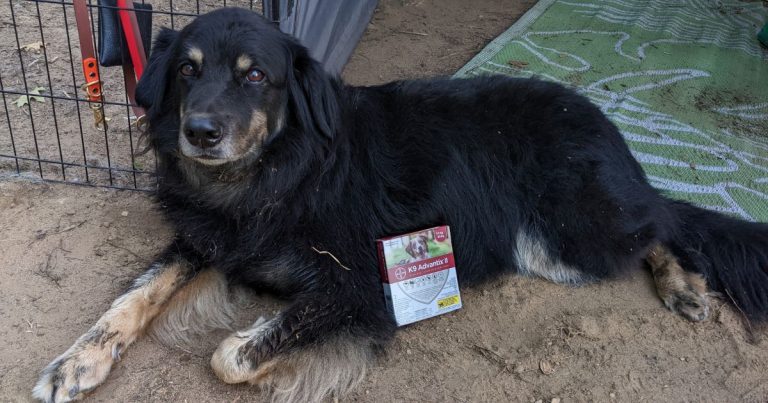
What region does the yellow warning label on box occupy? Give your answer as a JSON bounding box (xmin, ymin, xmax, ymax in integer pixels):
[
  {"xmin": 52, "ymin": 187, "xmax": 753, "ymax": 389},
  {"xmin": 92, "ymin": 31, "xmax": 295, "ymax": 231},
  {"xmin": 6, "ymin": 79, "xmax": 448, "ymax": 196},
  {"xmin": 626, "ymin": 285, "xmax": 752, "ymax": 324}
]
[{"xmin": 437, "ymin": 295, "xmax": 460, "ymax": 309}]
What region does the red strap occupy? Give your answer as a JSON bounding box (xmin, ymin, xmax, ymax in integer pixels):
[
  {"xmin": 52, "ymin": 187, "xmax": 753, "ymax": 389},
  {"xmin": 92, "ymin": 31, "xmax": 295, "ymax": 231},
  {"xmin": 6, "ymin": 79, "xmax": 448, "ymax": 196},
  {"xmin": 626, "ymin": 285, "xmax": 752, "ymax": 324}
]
[
  {"xmin": 117, "ymin": 0, "xmax": 147, "ymax": 78},
  {"xmin": 116, "ymin": 0, "xmax": 147, "ymax": 120}
]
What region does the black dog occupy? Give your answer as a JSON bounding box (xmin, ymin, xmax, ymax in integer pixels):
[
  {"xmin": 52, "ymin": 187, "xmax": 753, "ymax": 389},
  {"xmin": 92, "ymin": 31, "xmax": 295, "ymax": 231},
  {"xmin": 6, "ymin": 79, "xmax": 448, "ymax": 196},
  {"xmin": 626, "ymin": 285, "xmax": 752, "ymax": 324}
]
[{"xmin": 34, "ymin": 8, "xmax": 768, "ymax": 403}]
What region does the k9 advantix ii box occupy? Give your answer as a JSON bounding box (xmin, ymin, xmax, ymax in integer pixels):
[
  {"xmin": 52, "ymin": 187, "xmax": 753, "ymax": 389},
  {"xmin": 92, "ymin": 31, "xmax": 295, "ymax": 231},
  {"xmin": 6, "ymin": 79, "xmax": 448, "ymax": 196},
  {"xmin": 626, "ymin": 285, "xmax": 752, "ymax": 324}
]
[{"xmin": 376, "ymin": 226, "xmax": 462, "ymax": 326}]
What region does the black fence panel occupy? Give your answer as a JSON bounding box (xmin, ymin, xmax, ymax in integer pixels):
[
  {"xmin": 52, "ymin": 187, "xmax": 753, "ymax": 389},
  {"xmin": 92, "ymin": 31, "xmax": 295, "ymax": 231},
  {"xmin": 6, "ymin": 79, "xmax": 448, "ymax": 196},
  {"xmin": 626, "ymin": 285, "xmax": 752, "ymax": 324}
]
[{"xmin": 0, "ymin": 0, "xmax": 259, "ymax": 191}]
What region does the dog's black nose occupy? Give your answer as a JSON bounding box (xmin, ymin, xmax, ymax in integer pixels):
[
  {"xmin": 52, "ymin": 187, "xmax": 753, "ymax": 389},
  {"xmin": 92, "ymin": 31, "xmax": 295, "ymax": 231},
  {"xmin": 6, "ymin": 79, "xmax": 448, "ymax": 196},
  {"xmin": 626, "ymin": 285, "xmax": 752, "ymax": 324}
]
[{"xmin": 184, "ymin": 117, "xmax": 222, "ymax": 148}]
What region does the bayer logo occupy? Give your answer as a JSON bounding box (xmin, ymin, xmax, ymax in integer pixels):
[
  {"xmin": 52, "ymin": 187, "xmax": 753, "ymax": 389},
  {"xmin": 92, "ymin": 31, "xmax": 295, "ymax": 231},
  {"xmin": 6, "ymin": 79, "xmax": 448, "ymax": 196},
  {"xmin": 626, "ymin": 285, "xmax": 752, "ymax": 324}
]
[{"xmin": 395, "ymin": 267, "xmax": 407, "ymax": 280}]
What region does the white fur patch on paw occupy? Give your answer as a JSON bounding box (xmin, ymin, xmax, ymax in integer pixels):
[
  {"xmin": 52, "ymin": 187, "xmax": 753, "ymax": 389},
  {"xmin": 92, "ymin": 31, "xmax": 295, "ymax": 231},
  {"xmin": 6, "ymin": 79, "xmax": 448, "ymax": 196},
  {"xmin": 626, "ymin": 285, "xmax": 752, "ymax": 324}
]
[{"xmin": 211, "ymin": 317, "xmax": 273, "ymax": 384}]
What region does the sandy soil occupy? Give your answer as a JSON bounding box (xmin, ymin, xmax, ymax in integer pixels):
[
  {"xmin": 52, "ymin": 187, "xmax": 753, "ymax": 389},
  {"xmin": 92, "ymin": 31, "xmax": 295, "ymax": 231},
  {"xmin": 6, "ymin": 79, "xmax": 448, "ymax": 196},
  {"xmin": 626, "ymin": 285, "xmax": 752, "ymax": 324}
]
[{"xmin": 2, "ymin": 0, "xmax": 767, "ymax": 402}]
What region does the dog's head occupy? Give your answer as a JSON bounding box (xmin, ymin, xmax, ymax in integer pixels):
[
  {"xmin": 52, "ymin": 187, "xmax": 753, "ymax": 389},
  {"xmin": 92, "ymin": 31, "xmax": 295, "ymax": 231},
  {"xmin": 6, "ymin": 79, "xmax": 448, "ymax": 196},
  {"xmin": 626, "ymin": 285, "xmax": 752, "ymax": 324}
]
[
  {"xmin": 136, "ymin": 8, "xmax": 339, "ymax": 167},
  {"xmin": 405, "ymin": 235, "xmax": 430, "ymax": 259}
]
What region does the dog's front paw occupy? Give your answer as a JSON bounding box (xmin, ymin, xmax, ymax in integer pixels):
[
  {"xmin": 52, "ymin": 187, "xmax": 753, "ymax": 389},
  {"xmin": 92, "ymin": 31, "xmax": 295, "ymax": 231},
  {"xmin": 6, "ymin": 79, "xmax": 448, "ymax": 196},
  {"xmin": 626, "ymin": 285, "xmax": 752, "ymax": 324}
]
[
  {"xmin": 211, "ymin": 316, "xmax": 373, "ymax": 403},
  {"xmin": 33, "ymin": 336, "xmax": 118, "ymax": 402},
  {"xmin": 211, "ymin": 317, "xmax": 273, "ymax": 384}
]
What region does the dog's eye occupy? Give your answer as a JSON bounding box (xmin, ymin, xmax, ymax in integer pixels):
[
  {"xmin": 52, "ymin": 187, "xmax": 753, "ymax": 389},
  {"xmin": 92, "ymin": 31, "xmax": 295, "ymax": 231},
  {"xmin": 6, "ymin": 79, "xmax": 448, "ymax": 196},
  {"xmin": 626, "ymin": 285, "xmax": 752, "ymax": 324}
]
[
  {"xmin": 246, "ymin": 68, "xmax": 265, "ymax": 83},
  {"xmin": 179, "ymin": 63, "xmax": 196, "ymax": 77}
]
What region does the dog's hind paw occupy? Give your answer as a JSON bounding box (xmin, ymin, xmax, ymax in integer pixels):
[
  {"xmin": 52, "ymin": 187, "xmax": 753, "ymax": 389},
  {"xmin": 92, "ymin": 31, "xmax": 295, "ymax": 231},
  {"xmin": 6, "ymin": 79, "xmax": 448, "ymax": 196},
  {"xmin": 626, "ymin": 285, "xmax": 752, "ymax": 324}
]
[
  {"xmin": 648, "ymin": 244, "xmax": 711, "ymax": 322},
  {"xmin": 661, "ymin": 282, "xmax": 710, "ymax": 322}
]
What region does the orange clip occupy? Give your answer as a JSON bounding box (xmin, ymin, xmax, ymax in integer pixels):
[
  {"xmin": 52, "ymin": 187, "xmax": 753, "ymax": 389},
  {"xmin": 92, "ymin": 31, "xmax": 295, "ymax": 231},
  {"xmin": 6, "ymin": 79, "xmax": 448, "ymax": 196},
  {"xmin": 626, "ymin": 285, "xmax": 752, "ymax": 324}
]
[{"xmin": 81, "ymin": 57, "xmax": 103, "ymax": 101}]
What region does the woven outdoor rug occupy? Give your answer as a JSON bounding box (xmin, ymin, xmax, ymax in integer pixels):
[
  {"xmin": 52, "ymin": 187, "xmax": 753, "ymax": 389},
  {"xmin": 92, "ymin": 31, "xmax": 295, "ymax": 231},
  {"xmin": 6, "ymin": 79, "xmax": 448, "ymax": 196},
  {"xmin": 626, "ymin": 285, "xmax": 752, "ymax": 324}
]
[{"xmin": 456, "ymin": 0, "xmax": 768, "ymax": 221}]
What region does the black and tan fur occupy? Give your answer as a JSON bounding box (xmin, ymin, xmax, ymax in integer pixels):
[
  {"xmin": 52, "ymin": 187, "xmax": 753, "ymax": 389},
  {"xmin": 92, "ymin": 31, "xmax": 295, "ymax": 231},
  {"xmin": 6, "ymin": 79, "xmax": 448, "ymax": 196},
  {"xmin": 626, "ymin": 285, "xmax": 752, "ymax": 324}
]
[
  {"xmin": 33, "ymin": 8, "xmax": 768, "ymax": 403},
  {"xmin": 33, "ymin": 258, "xmax": 194, "ymax": 402}
]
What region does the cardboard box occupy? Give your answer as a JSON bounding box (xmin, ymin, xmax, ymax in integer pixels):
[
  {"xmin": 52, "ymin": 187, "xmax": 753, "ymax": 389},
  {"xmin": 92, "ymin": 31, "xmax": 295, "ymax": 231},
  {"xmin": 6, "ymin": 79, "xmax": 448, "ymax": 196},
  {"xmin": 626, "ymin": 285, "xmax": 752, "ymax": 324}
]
[{"xmin": 377, "ymin": 226, "xmax": 462, "ymax": 326}]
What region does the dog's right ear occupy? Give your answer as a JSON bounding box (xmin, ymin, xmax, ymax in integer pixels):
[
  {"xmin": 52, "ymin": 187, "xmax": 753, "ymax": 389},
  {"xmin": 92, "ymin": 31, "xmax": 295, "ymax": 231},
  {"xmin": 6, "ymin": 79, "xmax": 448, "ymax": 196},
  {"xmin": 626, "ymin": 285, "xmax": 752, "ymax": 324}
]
[
  {"xmin": 405, "ymin": 241, "xmax": 414, "ymax": 257},
  {"xmin": 286, "ymin": 45, "xmax": 340, "ymax": 141},
  {"xmin": 136, "ymin": 28, "xmax": 178, "ymax": 115}
]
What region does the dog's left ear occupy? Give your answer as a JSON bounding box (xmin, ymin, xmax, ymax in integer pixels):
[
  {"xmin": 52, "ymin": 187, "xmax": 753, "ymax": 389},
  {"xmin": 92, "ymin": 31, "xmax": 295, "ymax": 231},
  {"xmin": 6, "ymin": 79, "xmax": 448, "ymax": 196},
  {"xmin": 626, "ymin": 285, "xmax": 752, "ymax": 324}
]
[
  {"xmin": 287, "ymin": 47, "xmax": 340, "ymax": 140},
  {"xmin": 136, "ymin": 28, "xmax": 179, "ymax": 116},
  {"xmin": 405, "ymin": 241, "xmax": 414, "ymax": 257}
]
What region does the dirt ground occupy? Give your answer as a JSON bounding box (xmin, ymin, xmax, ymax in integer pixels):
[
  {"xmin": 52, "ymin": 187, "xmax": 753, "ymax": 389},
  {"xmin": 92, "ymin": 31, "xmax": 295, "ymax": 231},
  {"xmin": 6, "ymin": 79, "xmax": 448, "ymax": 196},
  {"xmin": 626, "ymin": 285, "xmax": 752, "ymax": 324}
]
[{"xmin": 2, "ymin": 0, "xmax": 768, "ymax": 402}]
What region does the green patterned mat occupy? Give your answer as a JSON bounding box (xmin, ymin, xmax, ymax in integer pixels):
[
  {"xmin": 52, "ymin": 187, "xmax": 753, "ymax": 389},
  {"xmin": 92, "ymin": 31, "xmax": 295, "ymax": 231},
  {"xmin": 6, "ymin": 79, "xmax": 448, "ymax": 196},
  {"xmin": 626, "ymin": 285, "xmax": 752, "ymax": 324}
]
[{"xmin": 456, "ymin": 0, "xmax": 768, "ymax": 222}]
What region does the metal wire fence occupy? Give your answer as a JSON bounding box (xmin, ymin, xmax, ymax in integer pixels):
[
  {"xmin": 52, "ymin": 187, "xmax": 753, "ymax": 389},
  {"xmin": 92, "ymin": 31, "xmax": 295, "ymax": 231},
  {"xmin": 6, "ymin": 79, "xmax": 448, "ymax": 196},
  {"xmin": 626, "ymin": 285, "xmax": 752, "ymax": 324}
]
[{"xmin": 1, "ymin": 0, "xmax": 261, "ymax": 190}]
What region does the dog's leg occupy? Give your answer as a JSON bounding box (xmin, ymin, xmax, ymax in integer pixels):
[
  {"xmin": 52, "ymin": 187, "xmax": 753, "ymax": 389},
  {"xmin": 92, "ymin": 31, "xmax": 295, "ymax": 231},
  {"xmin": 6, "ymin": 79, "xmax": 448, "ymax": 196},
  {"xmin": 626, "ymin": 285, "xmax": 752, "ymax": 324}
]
[
  {"xmin": 647, "ymin": 243, "xmax": 710, "ymax": 321},
  {"xmin": 210, "ymin": 299, "xmax": 390, "ymax": 403},
  {"xmin": 149, "ymin": 269, "xmax": 238, "ymax": 346},
  {"xmin": 33, "ymin": 252, "xmax": 199, "ymax": 403}
]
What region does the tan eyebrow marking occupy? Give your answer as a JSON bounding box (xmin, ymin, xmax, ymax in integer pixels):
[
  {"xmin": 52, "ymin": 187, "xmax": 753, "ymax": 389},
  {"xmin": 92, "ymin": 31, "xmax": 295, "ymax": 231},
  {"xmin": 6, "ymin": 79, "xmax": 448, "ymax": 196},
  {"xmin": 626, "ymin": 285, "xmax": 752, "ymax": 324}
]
[
  {"xmin": 187, "ymin": 47, "xmax": 204, "ymax": 65},
  {"xmin": 236, "ymin": 55, "xmax": 252, "ymax": 71}
]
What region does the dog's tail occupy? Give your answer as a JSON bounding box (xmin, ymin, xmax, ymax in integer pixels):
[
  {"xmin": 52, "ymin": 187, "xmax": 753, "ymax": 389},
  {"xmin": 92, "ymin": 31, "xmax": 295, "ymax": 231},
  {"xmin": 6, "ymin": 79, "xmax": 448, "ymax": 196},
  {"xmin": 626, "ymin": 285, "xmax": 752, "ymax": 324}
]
[{"xmin": 666, "ymin": 201, "xmax": 768, "ymax": 321}]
